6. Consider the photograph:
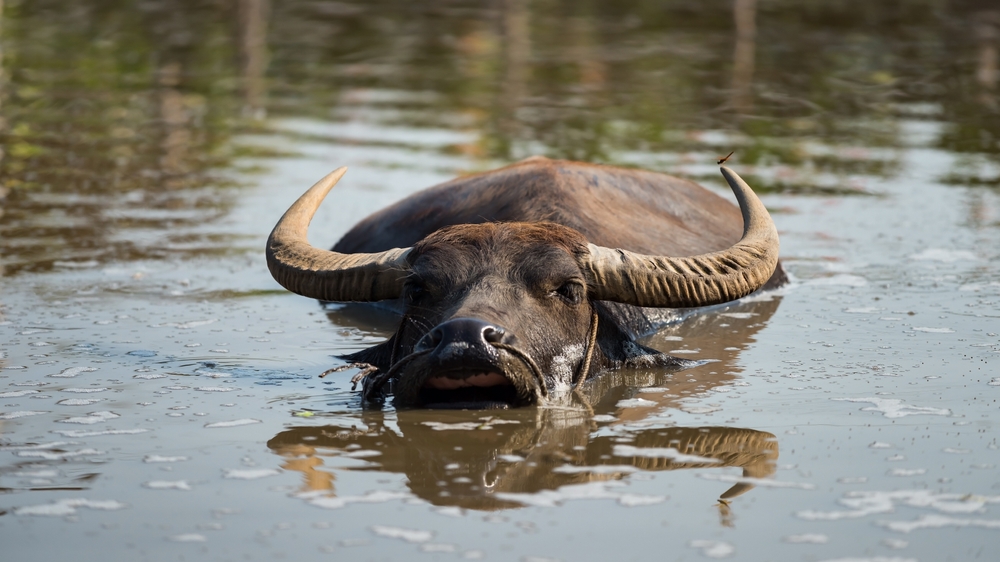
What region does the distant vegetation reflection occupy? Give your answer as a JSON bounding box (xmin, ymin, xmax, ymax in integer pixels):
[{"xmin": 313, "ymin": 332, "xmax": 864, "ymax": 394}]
[{"xmin": 2, "ymin": 0, "xmax": 997, "ymax": 275}]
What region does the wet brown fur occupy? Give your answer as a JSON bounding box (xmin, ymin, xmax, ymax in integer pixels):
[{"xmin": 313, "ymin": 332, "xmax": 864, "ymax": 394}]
[{"xmin": 334, "ymin": 157, "xmax": 785, "ymax": 405}]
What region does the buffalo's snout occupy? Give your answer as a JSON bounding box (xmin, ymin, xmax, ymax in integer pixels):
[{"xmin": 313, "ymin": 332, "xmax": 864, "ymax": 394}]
[{"xmin": 415, "ymin": 317, "xmax": 508, "ymax": 364}]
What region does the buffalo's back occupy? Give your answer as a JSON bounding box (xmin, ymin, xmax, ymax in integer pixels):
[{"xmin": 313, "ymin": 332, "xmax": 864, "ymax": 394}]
[{"xmin": 332, "ymin": 157, "xmax": 743, "ymax": 257}]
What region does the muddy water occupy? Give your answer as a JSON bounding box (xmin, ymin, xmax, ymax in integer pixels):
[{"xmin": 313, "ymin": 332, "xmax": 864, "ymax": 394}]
[{"xmin": 2, "ymin": 1, "xmax": 1000, "ymax": 560}]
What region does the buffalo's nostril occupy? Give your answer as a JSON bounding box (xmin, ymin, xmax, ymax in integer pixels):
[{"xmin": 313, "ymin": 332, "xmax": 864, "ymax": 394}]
[
  {"xmin": 415, "ymin": 327, "xmax": 444, "ymax": 352},
  {"xmin": 419, "ymin": 317, "xmax": 509, "ymax": 356},
  {"xmin": 483, "ymin": 326, "xmax": 505, "ymax": 344}
]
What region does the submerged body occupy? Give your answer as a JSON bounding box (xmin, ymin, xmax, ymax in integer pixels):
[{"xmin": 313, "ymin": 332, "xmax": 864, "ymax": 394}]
[{"xmin": 267, "ymin": 157, "xmax": 784, "ymax": 408}]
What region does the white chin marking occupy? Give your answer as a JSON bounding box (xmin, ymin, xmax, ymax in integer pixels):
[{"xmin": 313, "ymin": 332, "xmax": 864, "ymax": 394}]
[{"xmin": 423, "ymin": 372, "xmax": 511, "ymax": 390}]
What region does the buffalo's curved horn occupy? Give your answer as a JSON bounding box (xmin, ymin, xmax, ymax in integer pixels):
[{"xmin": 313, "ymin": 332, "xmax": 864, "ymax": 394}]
[
  {"xmin": 266, "ymin": 168, "xmax": 411, "ymax": 302},
  {"xmin": 584, "ymin": 166, "xmax": 779, "ymax": 308}
]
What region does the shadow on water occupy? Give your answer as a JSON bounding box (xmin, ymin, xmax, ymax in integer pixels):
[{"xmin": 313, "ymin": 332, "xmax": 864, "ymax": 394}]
[{"xmin": 268, "ymin": 294, "xmax": 782, "ymax": 511}]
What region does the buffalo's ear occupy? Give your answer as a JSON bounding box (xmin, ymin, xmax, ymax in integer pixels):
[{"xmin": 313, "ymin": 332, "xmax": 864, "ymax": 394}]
[{"xmin": 592, "ymin": 303, "xmax": 700, "ymax": 371}]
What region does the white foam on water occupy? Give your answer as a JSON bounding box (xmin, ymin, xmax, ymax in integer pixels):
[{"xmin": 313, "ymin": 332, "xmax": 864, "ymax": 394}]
[
  {"xmin": 613, "ymin": 444, "xmax": 719, "ymax": 464},
  {"xmin": 58, "ymin": 411, "xmax": 120, "ymax": 424},
  {"xmin": 0, "ymin": 390, "xmax": 39, "ymax": 398},
  {"xmin": 204, "ymin": 418, "xmax": 261, "ymax": 428},
  {"xmin": 169, "ymin": 534, "xmax": 207, "ymax": 542},
  {"xmin": 1, "ymin": 441, "xmax": 74, "ymax": 451},
  {"xmin": 869, "ymin": 442, "xmax": 894, "ymax": 449},
  {"xmin": 697, "ymin": 473, "xmax": 815, "ymax": 490},
  {"xmin": 719, "ymin": 312, "xmax": 756, "ymax": 319},
  {"xmin": 637, "ymin": 387, "xmax": 669, "ymax": 393},
  {"xmin": 223, "ymin": 469, "xmax": 280, "ymax": 480},
  {"xmin": 57, "ymin": 398, "xmax": 103, "ymax": 406},
  {"xmin": 833, "ymin": 397, "xmax": 951, "ymax": 418},
  {"xmin": 878, "ymin": 514, "xmax": 1000, "ymax": 533},
  {"xmin": 14, "ymin": 498, "xmax": 127, "ymax": 517},
  {"xmin": 617, "ymin": 494, "xmax": 667, "ymax": 507},
  {"xmin": 497, "ymin": 454, "xmax": 525, "ymax": 462},
  {"xmin": 133, "ymin": 374, "xmax": 166, "ymax": 380},
  {"xmin": 988, "ymin": 378, "xmax": 1000, "ymax": 386},
  {"xmin": 434, "ymin": 506, "xmax": 464, "ymax": 518},
  {"xmin": 194, "ymin": 386, "xmax": 236, "ymax": 392},
  {"xmin": 689, "ymin": 539, "xmax": 735, "ymax": 559},
  {"xmin": 784, "ymin": 534, "xmax": 829, "ymax": 544},
  {"xmin": 145, "ymin": 480, "xmax": 192, "ymax": 490},
  {"xmin": 591, "ymin": 414, "xmax": 616, "ymax": 422},
  {"xmin": 16, "ymin": 448, "xmax": 103, "ymax": 460},
  {"xmin": 910, "ymin": 248, "xmax": 979, "ymax": 262},
  {"xmin": 300, "ymin": 489, "xmax": 413, "ymax": 509},
  {"xmin": 797, "ymin": 490, "xmax": 999, "ymax": 521},
  {"xmin": 888, "ymin": 468, "xmax": 926, "ymax": 476},
  {"xmin": 60, "ymin": 387, "xmax": 109, "ymax": 393},
  {"xmin": 0, "ymin": 411, "xmax": 49, "ymax": 419},
  {"xmin": 143, "ymin": 454, "xmax": 190, "ymax": 463},
  {"xmin": 370, "ymin": 525, "xmax": 433, "ymax": 543},
  {"xmin": 49, "ymin": 367, "xmax": 98, "ymax": 378},
  {"xmin": 55, "ymin": 428, "xmax": 148, "ymax": 437},
  {"xmin": 616, "ymin": 398, "xmax": 658, "ymax": 408},
  {"xmin": 912, "ymin": 326, "xmax": 955, "ymax": 333}
]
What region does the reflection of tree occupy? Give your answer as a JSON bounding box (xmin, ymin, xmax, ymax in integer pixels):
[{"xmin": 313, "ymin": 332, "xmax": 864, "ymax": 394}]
[
  {"xmin": 730, "ymin": 0, "xmax": 756, "ymax": 117},
  {"xmin": 0, "ymin": 0, "xmax": 250, "ymax": 273},
  {"xmin": 0, "ymin": 0, "xmax": 6, "ymax": 277},
  {"xmin": 238, "ymin": 0, "xmax": 270, "ymax": 119},
  {"xmin": 264, "ymin": 0, "xmax": 999, "ymax": 190}
]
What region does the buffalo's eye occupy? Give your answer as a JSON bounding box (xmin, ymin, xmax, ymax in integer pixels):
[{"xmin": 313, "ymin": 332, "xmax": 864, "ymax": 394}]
[
  {"xmin": 552, "ymin": 281, "xmax": 585, "ymax": 305},
  {"xmin": 405, "ymin": 280, "xmax": 427, "ymax": 304}
]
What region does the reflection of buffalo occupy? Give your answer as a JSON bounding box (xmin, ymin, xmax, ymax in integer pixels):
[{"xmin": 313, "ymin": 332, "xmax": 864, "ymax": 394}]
[
  {"xmin": 267, "ymin": 158, "xmax": 784, "ymax": 408},
  {"xmin": 272, "ymin": 293, "xmax": 781, "ymax": 510},
  {"xmin": 267, "ymin": 409, "xmax": 777, "ymax": 511}
]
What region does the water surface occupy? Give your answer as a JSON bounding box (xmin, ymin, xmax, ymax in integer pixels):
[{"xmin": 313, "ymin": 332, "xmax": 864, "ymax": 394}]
[{"xmin": 2, "ymin": 1, "xmax": 1000, "ymax": 560}]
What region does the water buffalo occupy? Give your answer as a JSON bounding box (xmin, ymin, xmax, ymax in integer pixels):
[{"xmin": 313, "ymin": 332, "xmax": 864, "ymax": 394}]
[{"xmin": 266, "ymin": 157, "xmax": 783, "ymax": 409}]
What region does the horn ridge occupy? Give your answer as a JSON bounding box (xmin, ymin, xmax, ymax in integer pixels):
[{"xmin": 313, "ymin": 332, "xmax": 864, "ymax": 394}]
[
  {"xmin": 585, "ymin": 167, "xmax": 779, "ymax": 308},
  {"xmin": 266, "ymin": 168, "xmax": 412, "ymax": 302}
]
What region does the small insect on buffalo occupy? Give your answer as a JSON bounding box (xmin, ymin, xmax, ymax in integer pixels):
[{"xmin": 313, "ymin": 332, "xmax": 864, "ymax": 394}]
[{"xmin": 717, "ymin": 151, "xmax": 735, "ymax": 165}]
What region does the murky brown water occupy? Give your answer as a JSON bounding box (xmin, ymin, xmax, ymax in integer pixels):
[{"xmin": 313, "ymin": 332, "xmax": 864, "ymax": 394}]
[{"xmin": 2, "ymin": 1, "xmax": 1000, "ymax": 560}]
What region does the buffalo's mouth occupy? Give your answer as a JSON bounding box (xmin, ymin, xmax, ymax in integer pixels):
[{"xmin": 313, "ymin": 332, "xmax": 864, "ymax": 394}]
[
  {"xmin": 419, "ymin": 370, "xmax": 518, "ymax": 410},
  {"xmin": 387, "ymin": 348, "xmax": 543, "ymax": 409}
]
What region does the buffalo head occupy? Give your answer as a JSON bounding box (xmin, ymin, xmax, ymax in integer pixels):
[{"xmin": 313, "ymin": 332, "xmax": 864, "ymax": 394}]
[{"xmin": 266, "ymin": 164, "xmax": 779, "ymax": 409}]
